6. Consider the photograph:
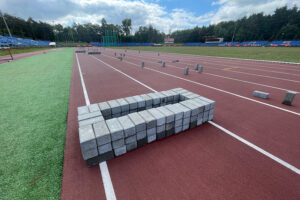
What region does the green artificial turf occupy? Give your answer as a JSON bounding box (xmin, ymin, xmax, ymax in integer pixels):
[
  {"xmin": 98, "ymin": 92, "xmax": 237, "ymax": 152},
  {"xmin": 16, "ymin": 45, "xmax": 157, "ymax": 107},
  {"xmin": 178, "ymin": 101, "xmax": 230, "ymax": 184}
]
[
  {"xmin": 114, "ymin": 46, "xmax": 300, "ymax": 63},
  {"xmin": 0, "ymin": 47, "xmax": 53, "ymax": 57},
  {"xmin": 0, "ymin": 48, "xmax": 73, "ymax": 199}
]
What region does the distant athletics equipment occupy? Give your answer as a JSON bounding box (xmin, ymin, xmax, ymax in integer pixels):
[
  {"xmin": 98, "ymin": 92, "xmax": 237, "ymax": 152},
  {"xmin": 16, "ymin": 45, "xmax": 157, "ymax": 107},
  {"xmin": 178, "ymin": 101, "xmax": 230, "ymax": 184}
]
[
  {"xmin": 87, "ymin": 47, "xmax": 101, "ymax": 54},
  {"xmin": 172, "ymin": 60, "xmax": 179, "ymax": 63},
  {"xmin": 194, "ymin": 64, "xmax": 199, "ymax": 70},
  {"xmin": 198, "ymin": 66, "xmax": 203, "ymax": 73},
  {"xmin": 162, "ymin": 62, "xmax": 165, "ymax": 67},
  {"xmin": 253, "ymin": 90, "xmax": 269, "ymax": 99},
  {"xmin": 141, "ymin": 62, "xmax": 145, "ymax": 68},
  {"xmin": 282, "ymin": 91, "xmax": 297, "ymax": 106},
  {"xmin": 184, "ymin": 67, "xmax": 189, "ymax": 75}
]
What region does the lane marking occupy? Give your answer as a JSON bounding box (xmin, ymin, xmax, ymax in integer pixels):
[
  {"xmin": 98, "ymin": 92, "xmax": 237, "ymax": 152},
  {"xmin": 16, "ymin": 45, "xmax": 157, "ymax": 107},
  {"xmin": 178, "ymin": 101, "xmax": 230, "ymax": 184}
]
[
  {"xmin": 101, "ymin": 53, "xmax": 300, "ymax": 116},
  {"xmin": 75, "ymin": 53, "xmax": 116, "ymax": 200},
  {"xmin": 91, "ymin": 54, "xmax": 300, "ymax": 175},
  {"xmin": 115, "ymin": 53, "xmax": 296, "ymax": 92}
]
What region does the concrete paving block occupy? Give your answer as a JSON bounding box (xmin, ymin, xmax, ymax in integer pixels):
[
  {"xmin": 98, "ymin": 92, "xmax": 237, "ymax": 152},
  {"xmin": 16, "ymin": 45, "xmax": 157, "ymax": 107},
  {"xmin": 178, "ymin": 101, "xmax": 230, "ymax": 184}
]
[
  {"xmin": 191, "ymin": 115, "xmax": 197, "ymax": 123},
  {"xmin": 114, "ymin": 146, "xmax": 127, "ymax": 156},
  {"xmin": 118, "ymin": 115, "xmax": 136, "ymax": 137},
  {"xmin": 183, "ymin": 123, "xmax": 189, "ymax": 131},
  {"xmin": 98, "ymin": 143, "xmax": 112, "ymax": 154},
  {"xmin": 165, "ymin": 104, "xmax": 184, "ymax": 120},
  {"xmin": 112, "ymin": 138, "xmax": 125, "ymax": 149},
  {"xmin": 184, "ymin": 67, "xmax": 189, "ymax": 75},
  {"xmin": 194, "ymin": 64, "xmax": 199, "ymax": 70},
  {"xmin": 147, "ymin": 93, "xmax": 160, "ymax": 105},
  {"xmin": 190, "ymin": 121, "xmax": 197, "ymax": 129},
  {"xmin": 183, "ymin": 117, "xmax": 191, "ymax": 125},
  {"xmin": 139, "ymin": 110, "xmax": 156, "ymax": 129},
  {"xmin": 198, "ymin": 97, "xmax": 216, "ymax": 109},
  {"xmin": 166, "ymin": 127, "xmax": 175, "ymax": 137},
  {"xmin": 198, "ymin": 66, "xmax": 203, "ymax": 73},
  {"xmin": 98, "ymin": 102, "xmax": 111, "ymax": 118},
  {"xmin": 203, "ymin": 111, "xmax": 209, "ymax": 122},
  {"xmin": 129, "ymin": 109, "xmax": 138, "ymax": 113},
  {"xmin": 167, "ymin": 90, "xmax": 179, "ymax": 102},
  {"xmin": 116, "ymin": 98, "xmax": 130, "ymax": 113},
  {"xmin": 125, "ymin": 135, "xmax": 136, "ymax": 144},
  {"xmin": 77, "ymin": 106, "xmax": 89, "ymax": 115},
  {"xmin": 81, "ymin": 148, "xmax": 98, "ymax": 161},
  {"xmin": 147, "ymin": 127, "xmax": 156, "ymax": 136},
  {"xmin": 176, "ymin": 104, "xmax": 191, "ymax": 119},
  {"xmin": 128, "ymin": 112, "xmax": 146, "ymax": 132},
  {"xmin": 253, "ymin": 90, "xmax": 269, "ymax": 99},
  {"xmin": 86, "ymin": 155, "xmax": 100, "ymax": 167},
  {"xmin": 78, "ymin": 111, "xmax": 102, "ymax": 121},
  {"xmin": 140, "ymin": 94, "xmax": 153, "ymax": 108},
  {"xmin": 108, "ymin": 100, "xmax": 121, "ymax": 114},
  {"xmin": 157, "ymin": 131, "xmax": 166, "ymax": 140},
  {"xmin": 166, "ymin": 122, "xmax": 174, "ymax": 130},
  {"xmin": 137, "ymin": 137, "xmax": 148, "ymax": 148},
  {"xmin": 137, "ymin": 130, "xmax": 147, "ymax": 140},
  {"xmin": 175, "ymin": 126, "xmax": 183, "ymax": 134},
  {"xmin": 157, "ymin": 124, "xmax": 166, "ymax": 133},
  {"xmin": 197, "ymin": 118, "xmax": 203, "ymax": 126},
  {"xmin": 141, "ymin": 62, "xmax": 145, "ymax": 68},
  {"xmin": 79, "ymin": 116, "xmax": 104, "ymax": 127},
  {"xmin": 99, "ymin": 151, "xmax": 114, "ymax": 163},
  {"xmin": 138, "ymin": 107, "xmax": 146, "ymax": 112},
  {"xmin": 180, "ymin": 101, "xmax": 199, "ymax": 116},
  {"xmin": 186, "ymin": 93, "xmax": 201, "ymax": 99},
  {"xmin": 122, "ymin": 111, "xmax": 129, "ymax": 116},
  {"xmin": 88, "ymin": 104, "xmax": 100, "ymax": 113},
  {"xmin": 112, "ymin": 113, "xmax": 121, "ymax": 118},
  {"xmin": 125, "ymin": 96, "xmax": 138, "ymax": 110},
  {"xmin": 161, "ymin": 91, "xmax": 174, "ymax": 103},
  {"xmin": 162, "ymin": 62, "xmax": 166, "ymax": 67},
  {"xmin": 156, "ymin": 107, "xmax": 175, "ymax": 123},
  {"xmin": 282, "ymin": 90, "xmax": 297, "ymax": 106},
  {"xmin": 155, "ymin": 92, "xmax": 168, "ymax": 105},
  {"xmin": 171, "ymin": 88, "xmax": 184, "ymax": 92},
  {"xmin": 126, "ymin": 141, "xmax": 137, "ymax": 151},
  {"xmin": 147, "ymin": 134, "xmax": 156, "ymax": 143},
  {"xmin": 208, "ymin": 114, "xmax": 214, "ymax": 121},
  {"xmin": 106, "ymin": 118, "xmax": 124, "ymax": 141},
  {"xmin": 79, "ymin": 125, "xmax": 97, "ymax": 150},
  {"xmin": 147, "ymin": 108, "xmax": 166, "ymax": 126},
  {"xmin": 175, "ymin": 119, "xmax": 183, "ymax": 127},
  {"xmin": 188, "ymin": 100, "xmax": 205, "ymax": 114},
  {"xmin": 133, "ymin": 95, "xmax": 146, "ymax": 108},
  {"xmin": 93, "ymin": 121, "xmax": 111, "ymax": 146}
]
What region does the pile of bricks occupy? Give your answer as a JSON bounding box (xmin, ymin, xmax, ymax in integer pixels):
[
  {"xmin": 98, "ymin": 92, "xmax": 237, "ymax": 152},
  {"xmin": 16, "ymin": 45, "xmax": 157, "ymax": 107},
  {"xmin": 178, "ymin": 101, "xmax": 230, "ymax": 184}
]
[
  {"xmin": 75, "ymin": 50, "xmax": 86, "ymax": 53},
  {"xmin": 87, "ymin": 51, "xmax": 101, "ymax": 55},
  {"xmin": 77, "ymin": 88, "xmax": 216, "ymax": 166}
]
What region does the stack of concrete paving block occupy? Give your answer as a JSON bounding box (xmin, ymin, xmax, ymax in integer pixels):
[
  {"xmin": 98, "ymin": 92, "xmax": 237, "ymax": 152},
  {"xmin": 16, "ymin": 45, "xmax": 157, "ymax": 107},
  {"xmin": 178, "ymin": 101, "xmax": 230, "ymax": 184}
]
[
  {"xmin": 194, "ymin": 64, "xmax": 199, "ymax": 70},
  {"xmin": 88, "ymin": 51, "xmax": 101, "ymax": 55},
  {"xmin": 75, "ymin": 50, "xmax": 86, "ymax": 53},
  {"xmin": 253, "ymin": 90, "xmax": 269, "ymax": 99},
  {"xmin": 184, "ymin": 67, "xmax": 189, "ymax": 75},
  {"xmin": 282, "ymin": 90, "xmax": 297, "ymax": 106},
  {"xmin": 162, "ymin": 62, "xmax": 166, "ymax": 67},
  {"xmin": 198, "ymin": 66, "xmax": 203, "ymax": 73},
  {"xmin": 141, "ymin": 62, "xmax": 145, "ymax": 68},
  {"xmin": 77, "ymin": 88, "xmax": 216, "ymax": 166},
  {"xmin": 172, "ymin": 60, "xmax": 179, "ymax": 63}
]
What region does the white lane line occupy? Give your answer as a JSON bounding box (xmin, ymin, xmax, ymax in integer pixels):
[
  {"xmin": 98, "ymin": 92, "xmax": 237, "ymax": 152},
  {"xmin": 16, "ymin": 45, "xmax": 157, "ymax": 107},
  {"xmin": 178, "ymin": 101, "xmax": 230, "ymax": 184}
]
[
  {"xmin": 101, "ymin": 53, "xmax": 300, "ymax": 116},
  {"xmin": 91, "ymin": 54, "xmax": 300, "ymax": 175},
  {"xmin": 209, "ymin": 121, "xmax": 300, "ymax": 175},
  {"xmin": 75, "ymin": 53, "xmax": 116, "ymax": 200},
  {"xmin": 120, "ymin": 53, "xmax": 297, "ymax": 92},
  {"xmin": 99, "ymin": 162, "xmax": 117, "ymax": 200}
]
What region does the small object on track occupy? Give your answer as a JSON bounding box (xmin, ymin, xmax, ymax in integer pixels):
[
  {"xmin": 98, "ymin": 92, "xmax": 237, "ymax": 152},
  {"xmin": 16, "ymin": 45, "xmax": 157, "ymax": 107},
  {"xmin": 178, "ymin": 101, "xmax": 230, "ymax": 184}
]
[
  {"xmin": 253, "ymin": 90, "xmax": 270, "ymax": 99},
  {"xmin": 282, "ymin": 91, "xmax": 297, "ymax": 106},
  {"xmin": 162, "ymin": 62, "xmax": 165, "ymax": 67},
  {"xmin": 194, "ymin": 64, "xmax": 199, "ymax": 70},
  {"xmin": 198, "ymin": 66, "xmax": 203, "ymax": 73},
  {"xmin": 141, "ymin": 62, "xmax": 145, "ymax": 68},
  {"xmin": 184, "ymin": 67, "xmax": 189, "ymax": 75}
]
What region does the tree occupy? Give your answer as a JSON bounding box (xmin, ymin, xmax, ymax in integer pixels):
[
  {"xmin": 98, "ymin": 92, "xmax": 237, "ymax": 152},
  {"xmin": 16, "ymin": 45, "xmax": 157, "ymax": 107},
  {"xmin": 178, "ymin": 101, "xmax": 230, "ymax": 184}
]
[{"xmin": 122, "ymin": 18, "xmax": 132, "ymax": 36}]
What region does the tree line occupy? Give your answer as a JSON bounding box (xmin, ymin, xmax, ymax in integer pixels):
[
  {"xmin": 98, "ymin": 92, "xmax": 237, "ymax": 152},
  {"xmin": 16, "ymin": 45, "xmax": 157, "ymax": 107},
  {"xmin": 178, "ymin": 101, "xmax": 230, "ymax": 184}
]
[{"xmin": 0, "ymin": 6, "xmax": 299, "ymax": 43}]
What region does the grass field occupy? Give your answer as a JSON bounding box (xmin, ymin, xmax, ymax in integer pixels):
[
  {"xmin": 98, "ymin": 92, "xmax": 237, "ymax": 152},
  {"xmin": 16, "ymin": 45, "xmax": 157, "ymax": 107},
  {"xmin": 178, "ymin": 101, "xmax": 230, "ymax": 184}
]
[
  {"xmin": 115, "ymin": 46, "xmax": 300, "ymax": 63},
  {"xmin": 0, "ymin": 47, "xmax": 53, "ymax": 57},
  {"xmin": 0, "ymin": 48, "xmax": 73, "ymax": 199}
]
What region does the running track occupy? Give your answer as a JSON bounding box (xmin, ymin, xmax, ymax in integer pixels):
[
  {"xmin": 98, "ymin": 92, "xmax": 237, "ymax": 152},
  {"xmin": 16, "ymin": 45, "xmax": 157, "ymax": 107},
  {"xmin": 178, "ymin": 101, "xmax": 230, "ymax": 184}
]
[{"xmin": 61, "ymin": 48, "xmax": 300, "ymax": 200}]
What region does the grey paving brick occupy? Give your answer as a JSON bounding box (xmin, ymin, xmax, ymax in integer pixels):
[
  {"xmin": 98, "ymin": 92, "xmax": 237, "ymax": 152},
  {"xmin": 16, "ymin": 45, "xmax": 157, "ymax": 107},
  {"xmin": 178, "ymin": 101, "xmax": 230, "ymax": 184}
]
[
  {"xmin": 79, "ymin": 116, "xmax": 104, "ymax": 127},
  {"xmin": 190, "ymin": 121, "xmax": 197, "ymax": 129},
  {"xmin": 175, "ymin": 126, "xmax": 183, "ymax": 134},
  {"xmin": 183, "ymin": 117, "xmax": 191, "ymax": 125},
  {"xmin": 138, "ymin": 110, "xmax": 156, "ymax": 129},
  {"xmin": 198, "ymin": 97, "xmax": 216, "ymax": 109},
  {"xmin": 137, "ymin": 130, "xmax": 147, "ymax": 140},
  {"xmin": 155, "ymin": 92, "xmax": 167, "ymax": 105},
  {"xmin": 93, "ymin": 121, "xmax": 111, "ymax": 146},
  {"xmin": 112, "ymin": 113, "xmax": 121, "ymax": 118},
  {"xmin": 98, "ymin": 143, "xmax": 112, "ymax": 154},
  {"xmin": 203, "ymin": 111, "xmax": 209, "ymax": 122},
  {"xmin": 175, "ymin": 119, "xmax": 183, "ymax": 127},
  {"xmin": 85, "ymin": 155, "xmax": 100, "ymax": 167},
  {"xmin": 116, "ymin": 98, "xmax": 130, "ymax": 113},
  {"xmin": 126, "ymin": 141, "xmax": 137, "ymax": 151},
  {"xmin": 197, "ymin": 118, "xmax": 203, "ymax": 126},
  {"xmin": 166, "ymin": 127, "xmax": 175, "ymax": 136},
  {"xmin": 108, "ymin": 100, "xmax": 121, "ymax": 114},
  {"xmin": 112, "ymin": 138, "xmax": 125, "ymax": 149},
  {"xmin": 118, "ymin": 115, "xmax": 135, "ymax": 137},
  {"xmin": 98, "ymin": 102, "xmax": 111, "ymax": 118},
  {"xmin": 99, "ymin": 151, "xmax": 114, "ymax": 163},
  {"xmin": 106, "ymin": 118, "xmax": 124, "ymax": 141},
  {"xmin": 194, "ymin": 98, "xmax": 210, "ymax": 111},
  {"xmin": 78, "ymin": 111, "xmax": 102, "ymax": 121},
  {"xmin": 161, "ymin": 91, "xmax": 174, "ymax": 102},
  {"xmin": 129, "ymin": 109, "xmax": 138, "ymax": 113},
  {"xmin": 168, "ymin": 90, "xmax": 180, "ymax": 102},
  {"xmin": 137, "ymin": 137, "xmax": 148, "ymax": 148},
  {"xmin": 157, "ymin": 131, "xmax": 166, "ymax": 140},
  {"xmin": 77, "ymin": 106, "xmax": 89, "ymax": 115},
  {"xmin": 147, "ymin": 127, "xmax": 156, "ymax": 136},
  {"xmin": 140, "ymin": 94, "xmax": 153, "ymax": 107},
  {"xmin": 176, "ymin": 104, "xmax": 191, "ymax": 118},
  {"xmin": 282, "ymin": 90, "xmax": 297, "ymax": 106},
  {"xmin": 166, "ymin": 122, "xmax": 174, "ymax": 130},
  {"xmin": 165, "ymin": 104, "xmax": 183, "ymax": 120},
  {"xmin": 253, "ymin": 90, "xmax": 269, "ymax": 99},
  {"xmin": 81, "ymin": 148, "xmax": 98, "ymax": 160},
  {"xmin": 89, "ymin": 104, "xmax": 100, "ymax": 112},
  {"xmin": 183, "ymin": 123, "xmax": 189, "ymax": 131},
  {"xmin": 157, "ymin": 107, "xmax": 175, "ymax": 123},
  {"xmin": 147, "ymin": 93, "xmax": 160, "ymax": 105},
  {"xmin": 147, "ymin": 108, "xmax": 165, "ymax": 126},
  {"xmin": 157, "ymin": 124, "xmax": 166, "ymax": 133},
  {"xmin": 191, "ymin": 115, "xmax": 197, "ymax": 122},
  {"xmin": 125, "ymin": 135, "xmax": 136, "ymax": 144},
  {"xmin": 180, "ymin": 101, "xmax": 199, "ymax": 116},
  {"xmin": 147, "ymin": 134, "xmax": 156, "ymax": 143},
  {"xmin": 125, "ymin": 96, "xmax": 138, "ymax": 110},
  {"xmin": 128, "ymin": 113, "xmax": 146, "ymax": 132},
  {"xmin": 114, "ymin": 146, "xmax": 127, "ymax": 156},
  {"xmin": 133, "ymin": 95, "xmax": 146, "ymax": 108}
]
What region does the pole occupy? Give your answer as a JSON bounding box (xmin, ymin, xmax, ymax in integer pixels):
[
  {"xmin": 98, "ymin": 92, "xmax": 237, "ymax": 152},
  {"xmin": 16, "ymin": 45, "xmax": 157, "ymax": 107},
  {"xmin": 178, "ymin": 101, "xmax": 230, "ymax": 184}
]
[{"xmin": 0, "ymin": 10, "xmax": 13, "ymax": 38}]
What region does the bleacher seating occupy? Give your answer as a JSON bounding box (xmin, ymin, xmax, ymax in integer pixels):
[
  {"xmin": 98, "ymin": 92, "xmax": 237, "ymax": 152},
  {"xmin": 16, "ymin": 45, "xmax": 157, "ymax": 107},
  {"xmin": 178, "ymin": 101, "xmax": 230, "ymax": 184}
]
[
  {"xmin": 0, "ymin": 35, "xmax": 50, "ymax": 47},
  {"xmin": 239, "ymin": 41, "xmax": 267, "ymax": 47},
  {"xmin": 268, "ymin": 40, "xmax": 300, "ymax": 47}
]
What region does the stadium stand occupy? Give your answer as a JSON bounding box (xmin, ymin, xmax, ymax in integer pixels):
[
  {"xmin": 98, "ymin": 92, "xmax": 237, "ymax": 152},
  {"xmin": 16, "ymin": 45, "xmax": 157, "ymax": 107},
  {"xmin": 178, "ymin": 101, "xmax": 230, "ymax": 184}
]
[
  {"xmin": 239, "ymin": 41, "xmax": 268, "ymax": 47},
  {"xmin": 268, "ymin": 40, "xmax": 300, "ymax": 47},
  {"xmin": 0, "ymin": 35, "xmax": 50, "ymax": 47}
]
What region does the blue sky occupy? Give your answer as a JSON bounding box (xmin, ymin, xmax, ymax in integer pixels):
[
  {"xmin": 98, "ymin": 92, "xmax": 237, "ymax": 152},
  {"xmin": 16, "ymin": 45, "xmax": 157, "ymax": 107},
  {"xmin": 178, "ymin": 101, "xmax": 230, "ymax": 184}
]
[{"xmin": 0, "ymin": 0, "xmax": 299, "ymax": 33}]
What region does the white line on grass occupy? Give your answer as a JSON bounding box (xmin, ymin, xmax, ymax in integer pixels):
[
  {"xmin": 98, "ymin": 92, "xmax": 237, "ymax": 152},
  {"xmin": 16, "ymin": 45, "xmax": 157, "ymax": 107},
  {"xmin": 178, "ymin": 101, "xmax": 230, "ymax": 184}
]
[
  {"xmin": 75, "ymin": 53, "xmax": 117, "ymax": 200},
  {"xmin": 101, "ymin": 53, "xmax": 300, "ymax": 116},
  {"xmin": 91, "ymin": 55, "xmax": 300, "ymax": 175}
]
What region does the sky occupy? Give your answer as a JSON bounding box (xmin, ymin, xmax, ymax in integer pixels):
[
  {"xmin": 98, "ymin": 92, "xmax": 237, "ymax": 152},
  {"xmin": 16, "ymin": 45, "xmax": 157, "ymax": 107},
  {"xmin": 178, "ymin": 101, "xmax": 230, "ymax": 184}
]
[{"xmin": 0, "ymin": 0, "xmax": 299, "ymax": 33}]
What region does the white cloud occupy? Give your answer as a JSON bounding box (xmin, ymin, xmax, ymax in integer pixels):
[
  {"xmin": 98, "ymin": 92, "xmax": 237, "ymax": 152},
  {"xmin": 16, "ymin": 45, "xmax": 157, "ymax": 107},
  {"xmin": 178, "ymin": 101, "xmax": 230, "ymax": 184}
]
[{"xmin": 0, "ymin": 0, "xmax": 299, "ymax": 33}]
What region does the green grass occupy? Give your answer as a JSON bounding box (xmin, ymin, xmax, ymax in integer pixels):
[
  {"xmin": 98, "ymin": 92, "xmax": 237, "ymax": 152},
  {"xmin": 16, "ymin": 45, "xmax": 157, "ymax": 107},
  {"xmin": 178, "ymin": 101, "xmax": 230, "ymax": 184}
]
[
  {"xmin": 0, "ymin": 47, "xmax": 53, "ymax": 57},
  {"xmin": 114, "ymin": 46, "xmax": 300, "ymax": 63},
  {"xmin": 0, "ymin": 48, "xmax": 74, "ymax": 199}
]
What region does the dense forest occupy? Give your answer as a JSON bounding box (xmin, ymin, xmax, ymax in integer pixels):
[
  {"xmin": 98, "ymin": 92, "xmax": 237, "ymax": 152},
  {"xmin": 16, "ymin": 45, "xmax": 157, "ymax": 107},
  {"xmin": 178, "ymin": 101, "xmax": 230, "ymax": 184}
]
[{"xmin": 0, "ymin": 6, "xmax": 299, "ymax": 43}]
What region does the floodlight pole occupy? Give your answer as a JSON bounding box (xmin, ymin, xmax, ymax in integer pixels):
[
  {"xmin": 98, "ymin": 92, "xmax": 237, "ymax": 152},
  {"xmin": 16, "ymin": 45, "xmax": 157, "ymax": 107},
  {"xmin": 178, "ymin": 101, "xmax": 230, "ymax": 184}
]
[{"xmin": 0, "ymin": 10, "xmax": 13, "ymax": 38}]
